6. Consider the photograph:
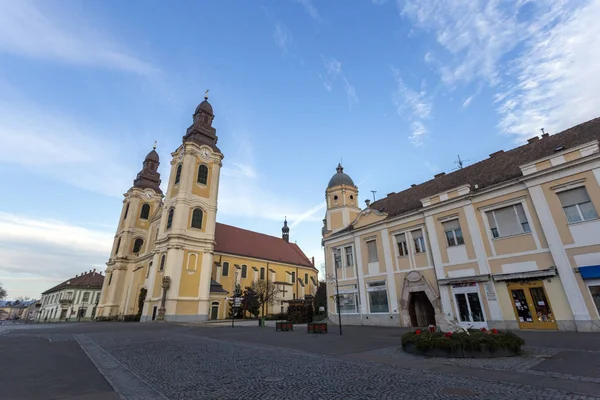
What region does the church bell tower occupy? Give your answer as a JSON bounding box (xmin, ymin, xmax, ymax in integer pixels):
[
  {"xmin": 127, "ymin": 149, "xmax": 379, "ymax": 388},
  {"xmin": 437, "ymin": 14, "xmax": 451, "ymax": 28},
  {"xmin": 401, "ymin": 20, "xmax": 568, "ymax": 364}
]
[
  {"xmin": 323, "ymin": 163, "xmax": 360, "ymax": 237},
  {"xmin": 147, "ymin": 92, "xmax": 224, "ymax": 322}
]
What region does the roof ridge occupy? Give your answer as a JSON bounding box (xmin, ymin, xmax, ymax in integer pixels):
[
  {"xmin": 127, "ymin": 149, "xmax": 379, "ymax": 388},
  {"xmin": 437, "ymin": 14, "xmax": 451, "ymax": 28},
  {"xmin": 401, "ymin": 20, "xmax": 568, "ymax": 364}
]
[{"xmin": 215, "ymin": 222, "xmax": 285, "ymax": 241}]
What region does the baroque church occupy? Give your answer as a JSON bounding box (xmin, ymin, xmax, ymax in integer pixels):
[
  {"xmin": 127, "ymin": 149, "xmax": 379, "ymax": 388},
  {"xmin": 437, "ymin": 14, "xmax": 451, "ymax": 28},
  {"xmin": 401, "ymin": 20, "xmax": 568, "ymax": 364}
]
[{"xmin": 96, "ymin": 95, "xmax": 318, "ymax": 322}]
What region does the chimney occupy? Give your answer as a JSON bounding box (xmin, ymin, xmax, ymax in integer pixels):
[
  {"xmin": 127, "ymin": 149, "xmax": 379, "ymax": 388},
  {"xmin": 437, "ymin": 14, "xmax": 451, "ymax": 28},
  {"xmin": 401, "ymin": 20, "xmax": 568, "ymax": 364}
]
[
  {"xmin": 541, "ymin": 128, "xmax": 549, "ymax": 138},
  {"xmin": 489, "ymin": 150, "xmax": 504, "ymax": 158},
  {"xmin": 527, "ymin": 136, "xmax": 539, "ymax": 144},
  {"xmin": 387, "ymin": 192, "xmax": 395, "ymax": 197},
  {"xmin": 434, "ymin": 172, "xmax": 446, "ymax": 178},
  {"xmin": 365, "ymin": 199, "xmax": 371, "ymax": 207},
  {"xmin": 311, "ymin": 256, "xmax": 315, "ymax": 266},
  {"xmin": 411, "ymin": 184, "xmax": 417, "ymax": 188}
]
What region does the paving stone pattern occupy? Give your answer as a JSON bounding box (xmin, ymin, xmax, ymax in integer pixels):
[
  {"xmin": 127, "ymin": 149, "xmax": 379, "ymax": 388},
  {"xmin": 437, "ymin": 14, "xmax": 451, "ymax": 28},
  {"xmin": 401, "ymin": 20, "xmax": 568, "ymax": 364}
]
[{"xmin": 84, "ymin": 330, "xmax": 598, "ymax": 400}]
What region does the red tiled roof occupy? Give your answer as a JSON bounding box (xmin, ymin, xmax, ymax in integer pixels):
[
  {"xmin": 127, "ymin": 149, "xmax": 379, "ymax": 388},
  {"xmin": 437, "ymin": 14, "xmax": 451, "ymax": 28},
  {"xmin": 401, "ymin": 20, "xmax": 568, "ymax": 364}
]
[
  {"xmin": 42, "ymin": 270, "xmax": 104, "ymax": 295},
  {"xmin": 214, "ymin": 223, "xmax": 314, "ymax": 268},
  {"xmin": 369, "ymin": 117, "xmax": 600, "ymax": 219}
]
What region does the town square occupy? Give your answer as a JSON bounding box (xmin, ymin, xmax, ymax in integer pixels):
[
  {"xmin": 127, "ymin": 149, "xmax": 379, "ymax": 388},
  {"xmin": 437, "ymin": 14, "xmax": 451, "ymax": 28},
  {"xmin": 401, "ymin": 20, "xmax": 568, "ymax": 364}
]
[{"xmin": 1, "ymin": 0, "xmax": 600, "ymax": 399}]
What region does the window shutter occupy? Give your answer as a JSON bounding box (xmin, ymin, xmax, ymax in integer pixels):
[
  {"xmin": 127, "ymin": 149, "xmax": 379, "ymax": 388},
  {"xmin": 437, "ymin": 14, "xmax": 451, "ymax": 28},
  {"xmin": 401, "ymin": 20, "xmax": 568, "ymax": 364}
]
[
  {"xmin": 395, "ymin": 233, "xmax": 406, "ymax": 243},
  {"xmin": 486, "ymin": 211, "xmax": 497, "ymax": 229},
  {"xmin": 515, "ymin": 203, "xmax": 527, "ymax": 223},
  {"xmin": 367, "ymin": 241, "xmax": 378, "ymax": 263},
  {"xmin": 442, "ymin": 219, "xmax": 460, "ymax": 231},
  {"xmin": 494, "ymin": 206, "xmax": 521, "ymax": 236},
  {"xmin": 411, "ymin": 229, "xmax": 423, "ymax": 239},
  {"xmin": 558, "ymin": 187, "xmax": 590, "ymax": 207}
]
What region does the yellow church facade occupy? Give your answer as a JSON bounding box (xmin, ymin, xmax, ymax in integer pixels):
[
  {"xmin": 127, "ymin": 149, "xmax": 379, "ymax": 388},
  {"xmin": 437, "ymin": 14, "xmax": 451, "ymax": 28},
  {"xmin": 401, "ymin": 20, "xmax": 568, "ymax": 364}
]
[{"xmin": 96, "ymin": 95, "xmax": 318, "ymax": 322}]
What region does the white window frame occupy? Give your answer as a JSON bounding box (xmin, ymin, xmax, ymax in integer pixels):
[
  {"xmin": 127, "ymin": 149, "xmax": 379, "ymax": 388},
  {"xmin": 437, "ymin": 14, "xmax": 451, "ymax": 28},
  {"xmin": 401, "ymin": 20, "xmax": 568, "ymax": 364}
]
[
  {"xmin": 443, "ymin": 219, "xmax": 465, "ymax": 247},
  {"xmin": 486, "ymin": 203, "xmax": 531, "ymax": 238},
  {"xmin": 336, "ymin": 284, "xmax": 359, "ymax": 314},
  {"xmin": 334, "ymin": 248, "xmax": 342, "ymax": 268},
  {"xmin": 451, "ymin": 283, "xmax": 487, "ymax": 329},
  {"xmin": 366, "ymin": 239, "xmax": 379, "ymax": 263},
  {"xmin": 411, "ymin": 229, "xmax": 426, "ymax": 254},
  {"xmin": 344, "ymin": 246, "xmax": 354, "ymax": 267},
  {"xmin": 395, "ymin": 233, "xmax": 409, "ymax": 257},
  {"xmin": 366, "ymin": 281, "xmax": 389, "ymax": 313},
  {"xmin": 556, "ymin": 186, "xmax": 599, "ymax": 224}
]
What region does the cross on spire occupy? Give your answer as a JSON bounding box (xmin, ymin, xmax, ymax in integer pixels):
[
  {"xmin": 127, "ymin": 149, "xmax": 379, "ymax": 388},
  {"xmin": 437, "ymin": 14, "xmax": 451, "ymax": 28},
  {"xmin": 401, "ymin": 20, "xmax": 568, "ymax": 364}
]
[{"xmin": 204, "ymin": 89, "xmax": 209, "ymax": 100}]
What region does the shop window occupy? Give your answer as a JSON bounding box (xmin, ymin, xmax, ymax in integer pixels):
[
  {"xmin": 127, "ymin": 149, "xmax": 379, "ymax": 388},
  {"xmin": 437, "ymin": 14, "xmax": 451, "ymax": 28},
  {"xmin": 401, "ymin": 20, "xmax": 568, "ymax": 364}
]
[{"xmin": 367, "ymin": 281, "xmax": 389, "ymax": 313}]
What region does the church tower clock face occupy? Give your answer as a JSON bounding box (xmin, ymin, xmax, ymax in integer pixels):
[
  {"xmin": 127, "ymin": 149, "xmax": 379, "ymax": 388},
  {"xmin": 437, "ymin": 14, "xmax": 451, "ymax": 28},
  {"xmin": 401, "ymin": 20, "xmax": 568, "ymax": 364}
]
[{"xmin": 199, "ymin": 148, "xmax": 210, "ymax": 160}]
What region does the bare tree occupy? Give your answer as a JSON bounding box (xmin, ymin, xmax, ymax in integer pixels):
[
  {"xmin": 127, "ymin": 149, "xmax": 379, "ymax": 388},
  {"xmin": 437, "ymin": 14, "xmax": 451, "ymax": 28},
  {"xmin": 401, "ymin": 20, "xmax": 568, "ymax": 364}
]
[
  {"xmin": 251, "ymin": 280, "xmax": 281, "ymax": 317},
  {"xmin": 0, "ymin": 283, "xmax": 6, "ymax": 301}
]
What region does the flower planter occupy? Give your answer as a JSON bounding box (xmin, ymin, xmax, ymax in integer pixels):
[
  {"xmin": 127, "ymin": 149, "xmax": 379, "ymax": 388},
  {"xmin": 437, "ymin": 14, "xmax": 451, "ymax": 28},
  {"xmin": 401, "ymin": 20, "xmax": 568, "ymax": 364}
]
[
  {"xmin": 275, "ymin": 321, "xmax": 293, "ymax": 331},
  {"xmin": 403, "ymin": 342, "xmax": 519, "ymax": 358},
  {"xmin": 307, "ymin": 322, "xmax": 327, "ymax": 334},
  {"xmin": 402, "ymin": 329, "xmax": 523, "ymax": 358}
]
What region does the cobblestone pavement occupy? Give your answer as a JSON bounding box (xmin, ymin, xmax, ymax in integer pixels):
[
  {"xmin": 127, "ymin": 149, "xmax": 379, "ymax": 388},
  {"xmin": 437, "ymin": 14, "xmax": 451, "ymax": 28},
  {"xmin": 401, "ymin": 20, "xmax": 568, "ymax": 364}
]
[
  {"xmin": 80, "ymin": 329, "xmax": 598, "ymax": 400},
  {"xmin": 4, "ymin": 323, "xmax": 600, "ymax": 399}
]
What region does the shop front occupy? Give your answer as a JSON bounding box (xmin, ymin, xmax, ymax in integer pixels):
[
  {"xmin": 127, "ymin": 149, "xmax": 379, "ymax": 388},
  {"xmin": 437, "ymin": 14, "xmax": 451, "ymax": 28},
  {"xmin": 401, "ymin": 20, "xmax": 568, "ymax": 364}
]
[
  {"xmin": 578, "ymin": 265, "xmax": 600, "ymax": 318},
  {"xmin": 437, "ymin": 274, "xmax": 489, "ymax": 330},
  {"xmin": 494, "ymin": 267, "xmax": 558, "ymax": 330}
]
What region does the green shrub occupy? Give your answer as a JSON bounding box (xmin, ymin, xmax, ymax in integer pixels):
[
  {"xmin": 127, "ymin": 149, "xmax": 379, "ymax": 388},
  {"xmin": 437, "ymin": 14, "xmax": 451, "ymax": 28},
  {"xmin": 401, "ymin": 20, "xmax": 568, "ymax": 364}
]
[{"xmin": 401, "ymin": 329, "xmax": 524, "ymax": 354}]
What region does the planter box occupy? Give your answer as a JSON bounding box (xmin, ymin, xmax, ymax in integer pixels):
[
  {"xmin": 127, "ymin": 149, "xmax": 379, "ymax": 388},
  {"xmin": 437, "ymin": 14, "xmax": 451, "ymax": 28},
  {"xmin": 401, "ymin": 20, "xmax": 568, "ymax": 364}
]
[
  {"xmin": 276, "ymin": 321, "xmax": 293, "ymax": 331},
  {"xmin": 403, "ymin": 342, "xmax": 519, "ymax": 358},
  {"xmin": 307, "ymin": 322, "xmax": 327, "ymax": 334}
]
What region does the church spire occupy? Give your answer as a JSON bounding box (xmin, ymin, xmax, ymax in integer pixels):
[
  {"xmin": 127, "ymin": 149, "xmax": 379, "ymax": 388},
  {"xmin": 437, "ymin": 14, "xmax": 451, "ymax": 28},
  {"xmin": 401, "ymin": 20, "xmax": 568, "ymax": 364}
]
[
  {"xmin": 182, "ymin": 93, "xmax": 220, "ymax": 151},
  {"xmin": 132, "ymin": 146, "xmax": 162, "ymax": 194},
  {"xmin": 282, "ymin": 217, "xmax": 290, "ymax": 242}
]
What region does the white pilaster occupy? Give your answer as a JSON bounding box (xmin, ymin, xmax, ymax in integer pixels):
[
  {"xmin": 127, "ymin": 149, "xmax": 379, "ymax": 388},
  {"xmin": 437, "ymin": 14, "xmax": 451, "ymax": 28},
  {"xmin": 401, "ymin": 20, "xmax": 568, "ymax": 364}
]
[
  {"xmin": 353, "ymin": 236, "xmax": 368, "ymax": 314},
  {"xmin": 527, "ymin": 185, "xmax": 590, "ymax": 321},
  {"xmin": 381, "ymin": 228, "xmax": 399, "ymax": 313},
  {"xmin": 424, "ymin": 216, "xmax": 453, "ymax": 318},
  {"xmin": 464, "ymin": 204, "xmax": 503, "ymax": 321}
]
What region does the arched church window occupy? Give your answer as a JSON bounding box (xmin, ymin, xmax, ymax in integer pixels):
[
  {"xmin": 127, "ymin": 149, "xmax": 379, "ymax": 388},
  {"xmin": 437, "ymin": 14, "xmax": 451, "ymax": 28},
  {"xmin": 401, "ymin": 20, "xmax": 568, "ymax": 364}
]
[
  {"xmin": 166, "ymin": 208, "xmax": 174, "ymax": 230},
  {"xmin": 140, "ymin": 203, "xmax": 150, "ymax": 220},
  {"xmin": 133, "ymin": 238, "xmax": 144, "ymax": 254},
  {"xmin": 115, "ymin": 238, "xmax": 121, "ymax": 256},
  {"xmin": 123, "ymin": 203, "xmax": 130, "ymax": 220},
  {"xmin": 191, "ymin": 208, "xmax": 203, "ymax": 229},
  {"xmin": 174, "ymin": 164, "xmax": 182, "ymax": 185},
  {"xmin": 222, "ymin": 262, "xmax": 230, "ymax": 277},
  {"xmin": 159, "ymin": 254, "xmax": 166, "ymax": 271},
  {"xmin": 197, "ymin": 164, "xmax": 208, "ymax": 185}
]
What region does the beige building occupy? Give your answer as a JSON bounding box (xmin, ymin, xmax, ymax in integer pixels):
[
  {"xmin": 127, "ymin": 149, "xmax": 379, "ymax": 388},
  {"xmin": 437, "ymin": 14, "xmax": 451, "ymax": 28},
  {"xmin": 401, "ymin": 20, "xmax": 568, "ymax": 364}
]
[
  {"xmin": 322, "ymin": 118, "xmax": 600, "ymax": 332},
  {"xmin": 38, "ymin": 270, "xmax": 104, "ymax": 322},
  {"xmin": 96, "ymin": 95, "xmax": 318, "ymax": 322}
]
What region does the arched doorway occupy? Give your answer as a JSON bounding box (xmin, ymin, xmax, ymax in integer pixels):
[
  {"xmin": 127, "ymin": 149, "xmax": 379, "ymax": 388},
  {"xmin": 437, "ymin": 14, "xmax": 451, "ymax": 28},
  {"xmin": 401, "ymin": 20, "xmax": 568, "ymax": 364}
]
[{"xmin": 408, "ymin": 291, "xmax": 436, "ymax": 327}]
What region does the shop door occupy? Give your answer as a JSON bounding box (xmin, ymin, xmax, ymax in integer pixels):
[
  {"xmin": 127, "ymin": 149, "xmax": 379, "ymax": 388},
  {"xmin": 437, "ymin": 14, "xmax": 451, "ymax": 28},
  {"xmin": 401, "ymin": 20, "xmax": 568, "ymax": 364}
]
[
  {"xmin": 452, "ymin": 283, "xmax": 487, "ymax": 329},
  {"xmin": 508, "ymin": 281, "xmax": 557, "ymax": 330}
]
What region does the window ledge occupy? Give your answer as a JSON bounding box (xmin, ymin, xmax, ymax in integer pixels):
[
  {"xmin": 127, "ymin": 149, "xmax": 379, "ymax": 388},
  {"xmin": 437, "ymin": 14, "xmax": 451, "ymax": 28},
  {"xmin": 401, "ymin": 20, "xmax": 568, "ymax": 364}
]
[
  {"xmin": 397, "ymin": 255, "xmax": 409, "ymax": 259},
  {"xmin": 414, "ymin": 251, "xmax": 427, "ymax": 255},
  {"xmin": 567, "ymin": 217, "xmax": 600, "ymax": 226},
  {"xmin": 447, "ymin": 244, "xmax": 466, "ymax": 249},
  {"xmin": 492, "ymin": 232, "xmax": 532, "ymax": 241}
]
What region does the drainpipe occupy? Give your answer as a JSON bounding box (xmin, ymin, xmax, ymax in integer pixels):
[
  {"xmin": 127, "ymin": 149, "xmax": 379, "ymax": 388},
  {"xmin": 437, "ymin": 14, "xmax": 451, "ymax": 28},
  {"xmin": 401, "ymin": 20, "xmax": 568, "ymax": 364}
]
[{"xmin": 265, "ymin": 262, "xmax": 269, "ymax": 317}]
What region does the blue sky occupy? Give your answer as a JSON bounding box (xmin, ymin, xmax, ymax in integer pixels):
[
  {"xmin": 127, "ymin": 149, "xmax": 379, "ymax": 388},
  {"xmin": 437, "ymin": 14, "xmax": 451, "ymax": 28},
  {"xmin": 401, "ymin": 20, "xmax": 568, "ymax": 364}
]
[{"xmin": 1, "ymin": 0, "xmax": 599, "ymax": 299}]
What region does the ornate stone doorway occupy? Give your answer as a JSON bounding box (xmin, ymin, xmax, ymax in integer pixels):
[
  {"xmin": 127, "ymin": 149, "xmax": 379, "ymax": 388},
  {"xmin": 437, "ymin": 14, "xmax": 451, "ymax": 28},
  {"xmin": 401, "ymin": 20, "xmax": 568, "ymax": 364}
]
[
  {"xmin": 408, "ymin": 291, "xmax": 436, "ymax": 327},
  {"xmin": 399, "ymin": 270, "xmax": 442, "ymax": 327}
]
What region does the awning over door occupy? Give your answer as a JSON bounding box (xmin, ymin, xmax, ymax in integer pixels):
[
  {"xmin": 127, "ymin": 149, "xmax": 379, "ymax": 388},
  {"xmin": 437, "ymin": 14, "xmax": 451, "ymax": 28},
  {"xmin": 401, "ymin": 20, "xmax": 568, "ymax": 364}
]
[
  {"xmin": 492, "ymin": 266, "xmax": 557, "ymax": 282},
  {"xmin": 578, "ymin": 265, "xmax": 600, "ymax": 280}
]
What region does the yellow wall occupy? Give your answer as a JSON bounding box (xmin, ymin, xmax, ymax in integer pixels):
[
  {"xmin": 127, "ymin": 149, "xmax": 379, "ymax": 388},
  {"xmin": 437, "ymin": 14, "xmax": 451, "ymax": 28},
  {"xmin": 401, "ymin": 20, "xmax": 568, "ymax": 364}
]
[
  {"xmin": 541, "ymin": 170, "xmax": 600, "ymax": 246},
  {"xmin": 488, "ymin": 252, "xmax": 554, "ymax": 275},
  {"xmin": 493, "ymin": 234, "xmax": 537, "ymax": 255},
  {"xmin": 178, "ymin": 250, "xmax": 202, "ymax": 298}
]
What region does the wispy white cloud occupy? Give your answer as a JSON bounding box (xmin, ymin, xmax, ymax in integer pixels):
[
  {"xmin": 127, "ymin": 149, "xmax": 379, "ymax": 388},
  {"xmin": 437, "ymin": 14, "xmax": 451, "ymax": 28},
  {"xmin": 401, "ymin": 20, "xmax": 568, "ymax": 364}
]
[
  {"xmin": 462, "ymin": 95, "xmax": 474, "ymax": 109},
  {"xmin": 0, "ymin": 98, "xmax": 135, "ymax": 197},
  {"xmin": 273, "ymin": 23, "xmax": 293, "ymax": 54},
  {"xmin": 400, "ymin": 1, "xmax": 598, "ymax": 140},
  {"xmin": 320, "ymin": 56, "xmax": 359, "ymax": 108},
  {"xmin": 391, "ymin": 68, "xmax": 432, "ymax": 146},
  {"xmin": 218, "ymin": 131, "xmax": 323, "ymax": 224},
  {"xmin": 0, "ymin": 212, "xmax": 112, "ymax": 298},
  {"xmin": 289, "ymin": 202, "xmax": 326, "ymax": 229},
  {"xmin": 0, "ymin": 1, "xmax": 156, "ymax": 75},
  {"xmin": 295, "ymin": 0, "xmax": 322, "ymax": 23}
]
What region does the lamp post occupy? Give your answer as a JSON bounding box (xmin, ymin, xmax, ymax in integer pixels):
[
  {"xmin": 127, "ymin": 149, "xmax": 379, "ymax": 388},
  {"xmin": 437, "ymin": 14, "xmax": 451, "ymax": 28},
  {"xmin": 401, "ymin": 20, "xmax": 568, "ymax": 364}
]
[{"xmin": 328, "ymin": 250, "xmax": 343, "ymax": 335}]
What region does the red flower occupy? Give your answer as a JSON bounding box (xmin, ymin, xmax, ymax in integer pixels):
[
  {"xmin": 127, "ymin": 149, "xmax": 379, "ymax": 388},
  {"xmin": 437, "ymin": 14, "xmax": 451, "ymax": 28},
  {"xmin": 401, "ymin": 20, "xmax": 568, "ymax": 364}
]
[
  {"xmin": 491, "ymin": 328, "xmax": 499, "ymax": 334},
  {"xmin": 480, "ymin": 327, "xmax": 487, "ymax": 332},
  {"xmin": 429, "ymin": 326, "xmax": 436, "ymax": 332},
  {"xmin": 415, "ymin": 329, "xmax": 422, "ymax": 335},
  {"xmin": 444, "ymin": 332, "xmax": 453, "ymax": 337}
]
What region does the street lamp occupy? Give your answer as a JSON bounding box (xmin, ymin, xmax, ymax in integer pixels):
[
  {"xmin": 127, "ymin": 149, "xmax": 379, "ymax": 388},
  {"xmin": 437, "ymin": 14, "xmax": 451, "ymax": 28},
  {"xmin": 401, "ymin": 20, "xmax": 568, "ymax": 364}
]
[{"xmin": 328, "ymin": 250, "xmax": 343, "ymax": 335}]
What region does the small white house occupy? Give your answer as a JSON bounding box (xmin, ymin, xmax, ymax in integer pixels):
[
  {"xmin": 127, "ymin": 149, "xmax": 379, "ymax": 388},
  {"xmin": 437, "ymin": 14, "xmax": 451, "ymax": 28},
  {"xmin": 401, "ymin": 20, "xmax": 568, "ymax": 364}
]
[{"xmin": 38, "ymin": 270, "xmax": 104, "ymax": 322}]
